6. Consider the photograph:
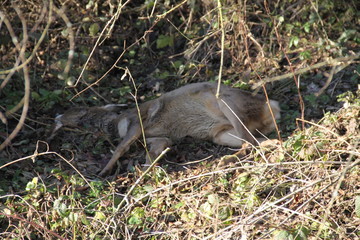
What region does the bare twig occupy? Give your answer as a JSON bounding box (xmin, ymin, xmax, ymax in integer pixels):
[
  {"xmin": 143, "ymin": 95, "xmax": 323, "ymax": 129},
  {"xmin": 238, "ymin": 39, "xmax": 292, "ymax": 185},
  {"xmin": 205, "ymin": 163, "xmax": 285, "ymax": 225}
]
[
  {"xmin": 220, "ymin": 99, "xmax": 260, "ymax": 146},
  {"xmin": 125, "ymin": 160, "xmax": 348, "ymax": 212},
  {"xmin": 314, "ymin": 65, "xmax": 336, "ymax": 97},
  {"xmin": 155, "ymin": 0, "xmax": 188, "ymax": 19},
  {"xmin": 314, "ymin": 59, "xmax": 355, "ymax": 97},
  {"xmin": 296, "ymin": 118, "xmax": 352, "ymax": 147},
  {"xmin": 216, "ymin": 0, "xmax": 225, "ymax": 98},
  {"xmin": 101, "ymin": 146, "xmax": 171, "ymax": 236},
  {"xmin": 126, "ymin": 67, "xmax": 151, "ymax": 162},
  {"xmin": 71, "ymin": 19, "xmax": 159, "ymax": 100},
  {"xmin": 0, "ymin": 11, "xmax": 25, "ymax": 89}
]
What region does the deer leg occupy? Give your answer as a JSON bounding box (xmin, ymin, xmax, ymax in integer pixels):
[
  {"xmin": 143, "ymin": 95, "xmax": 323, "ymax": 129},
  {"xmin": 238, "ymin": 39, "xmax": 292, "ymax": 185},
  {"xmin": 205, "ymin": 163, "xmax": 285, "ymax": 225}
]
[
  {"xmin": 211, "ymin": 126, "xmax": 244, "ymax": 147},
  {"xmin": 99, "ymin": 120, "xmax": 141, "ymax": 177}
]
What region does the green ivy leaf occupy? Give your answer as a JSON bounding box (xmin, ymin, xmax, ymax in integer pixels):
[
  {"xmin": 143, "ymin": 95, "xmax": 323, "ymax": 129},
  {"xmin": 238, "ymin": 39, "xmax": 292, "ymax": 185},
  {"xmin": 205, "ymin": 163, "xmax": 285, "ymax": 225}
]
[
  {"xmin": 289, "ymin": 36, "xmax": 299, "ymax": 48},
  {"xmin": 89, "ymin": 23, "xmax": 100, "ymax": 37},
  {"xmin": 31, "ymin": 91, "xmax": 41, "ymax": 101},
  {"xmin": 303, "ymin": 22, "xmax": 311, "ymax": 33},
  {"xmin": 25, "ymin": 177, "xmax": 38, "ymax": 191},
  {"xmin": 273, "ymin": 230, "xmax": 292, "ymax": 240},
  {"xmin": 174, "ymin": 202, "xmax": 184, "ymax": 209},
  {"xmin": 199, "ymin": 202, "xmax": 212, "ymax": 216},
  {"xmin": 128, "ymin": 207, "xmax": 145, "ymax": 225},
  {"xmin": 61, "ymin": 28, "xmax": 69, "ymax": 37},
  {"xmin": 68, "ymin": 212, "xmax": 79, "ymax": 222},
  {"xmin": 294, "ymin": 226, "xmax": 310, "ymax": 240},
  {"xmin": 54, "ymin": 199, "xmax": 69, "ymax": 218},
  {"xmin": 94, "ymin": 211, "xmax": 106, "ymax": 221},
  {"xmin": 218, "ymin": 206, "xmax": 231, "ymax": 220},
  {"xmin": 208, "ymin": 194, "xmax": 219, "ymax": 205},
  {"xmin": 278, "ymin": 16, "xmax": 285, "ymax": 24},
  {"xmin": 156, "ymin": 35, "xmax": 174, "ymax": 49},
  {"xmin": 300, "ymin": 50, "xmax": 311, "ymax": 60},
  {"xmin": 355, "ymin": 195, "xmax": 360, "ymax": 218}
]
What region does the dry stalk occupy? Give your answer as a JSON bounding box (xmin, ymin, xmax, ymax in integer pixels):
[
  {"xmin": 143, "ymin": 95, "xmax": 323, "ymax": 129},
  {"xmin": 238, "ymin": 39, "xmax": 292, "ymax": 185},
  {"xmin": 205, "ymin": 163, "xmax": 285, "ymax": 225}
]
[
  {"xmin": 101, "ymin": 147, "xmax": 171, "ymax": 236},
  {"xmin": 220, "ymin": 99, "xmax": 260, "ymax": 146},
  {"xmin": 117, "ymin": 147, "xmax": 171, "ymax": 211},
  {"xmin": 155, "ymin": 0, "xmax": 188, "ymax": 19},
  {"xmin": 264, "ymin": 0, "xmax": 305, "ymax": 130},
  {"xmin": 297, "ymin": 118, "xmax": 353, "ymax": 148},
  {"xmin": 216, "ymin": 0, "xmax": 225, "ymax": 98},
  {"xmin": 0, "ymin": 1, "xmax": 53, "ymax": 150},
  {"xmin": 259, "ymin": 176, "xmax": 342, "ymax": 239},
  {"xmin": 71, "ymin": 16, "xmax": 157, "ymax": 100}
]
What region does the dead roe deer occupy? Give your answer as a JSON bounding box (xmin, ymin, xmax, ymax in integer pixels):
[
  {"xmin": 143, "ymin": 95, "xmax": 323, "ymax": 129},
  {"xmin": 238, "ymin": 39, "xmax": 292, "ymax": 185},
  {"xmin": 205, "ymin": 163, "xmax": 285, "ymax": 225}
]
[{"xmin": 51, "ymin": 82, "xmax": 280, "ymax": 176}]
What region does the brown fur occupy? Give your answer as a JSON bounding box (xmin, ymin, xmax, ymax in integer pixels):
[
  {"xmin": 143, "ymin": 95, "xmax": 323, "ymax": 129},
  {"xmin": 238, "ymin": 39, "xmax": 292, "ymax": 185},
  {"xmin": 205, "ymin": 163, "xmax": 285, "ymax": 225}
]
[{"xmin": 51, "ymin": 82, "xmax": 280, "ymax": 176}]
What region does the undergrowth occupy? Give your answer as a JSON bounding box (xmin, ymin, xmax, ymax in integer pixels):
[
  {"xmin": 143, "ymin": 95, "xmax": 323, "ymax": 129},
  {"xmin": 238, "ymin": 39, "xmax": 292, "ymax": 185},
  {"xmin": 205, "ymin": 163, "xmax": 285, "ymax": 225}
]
[
  {"xmin": 1, "ymin": 90, "xmax": 359, "ymax": 239},
  {"xmin": 1, "ymin": 0, "xmax": 359, "ymax": 239}
]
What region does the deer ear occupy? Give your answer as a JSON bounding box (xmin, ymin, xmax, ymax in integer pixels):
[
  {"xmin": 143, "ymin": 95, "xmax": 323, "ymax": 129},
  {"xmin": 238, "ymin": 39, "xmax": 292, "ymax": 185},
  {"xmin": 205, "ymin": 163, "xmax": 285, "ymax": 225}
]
[
  {"xmin": 268, "ymin": 100, "xmax": 281, "ymax": 120},
  {"xmin": 147, "ymin": 99, "xmax": 162, "ymax": 120},
  {"xmin": 117, "ymin": 117, "xmax": 130, "ymax": 138}
]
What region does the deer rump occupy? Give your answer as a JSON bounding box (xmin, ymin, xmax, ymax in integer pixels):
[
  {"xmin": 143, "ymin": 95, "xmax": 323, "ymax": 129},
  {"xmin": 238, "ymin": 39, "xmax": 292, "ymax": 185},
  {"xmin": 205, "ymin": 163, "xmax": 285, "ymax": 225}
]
[{"xmin": 99, "ymin": 82, "xmax": 280, "ymax": 176}]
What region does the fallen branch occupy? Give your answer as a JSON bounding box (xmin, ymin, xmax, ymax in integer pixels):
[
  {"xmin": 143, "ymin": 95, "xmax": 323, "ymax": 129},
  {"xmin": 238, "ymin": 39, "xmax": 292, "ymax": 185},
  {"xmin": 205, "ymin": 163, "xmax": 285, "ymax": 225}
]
[{"xmin": 252, "ymin": 52, "xmax": 360, "ymax": 89}]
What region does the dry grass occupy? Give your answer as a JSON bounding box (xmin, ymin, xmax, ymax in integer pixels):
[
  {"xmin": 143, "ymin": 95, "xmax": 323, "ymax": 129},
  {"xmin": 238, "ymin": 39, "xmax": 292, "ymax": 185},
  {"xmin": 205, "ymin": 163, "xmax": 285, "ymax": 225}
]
[
  {"xmin": 108, "ymin": 95, "xmax": 359, "ymax": 239},
  {"xmin": 1, "ymin": 92, "xmax": 358, "ymax": 239}
]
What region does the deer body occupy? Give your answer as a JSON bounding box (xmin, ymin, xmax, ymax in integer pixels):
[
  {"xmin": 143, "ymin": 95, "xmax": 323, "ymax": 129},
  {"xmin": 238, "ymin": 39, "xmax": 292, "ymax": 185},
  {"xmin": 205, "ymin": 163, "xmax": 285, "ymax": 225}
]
[{"xmin": 52, "ymin": 82, "xmax": 280, "ymax": 176}]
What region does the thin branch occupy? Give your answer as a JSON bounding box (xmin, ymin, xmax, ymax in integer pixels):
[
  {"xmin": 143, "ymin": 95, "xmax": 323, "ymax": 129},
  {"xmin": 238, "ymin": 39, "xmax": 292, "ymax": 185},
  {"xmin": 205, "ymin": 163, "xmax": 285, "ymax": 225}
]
[
  {"xmin": 126, "ymin": 68, "xmax": 150, "ymax": 159},
  {"xmin": 53, "ymin": 5, "xmax": 75, "ymax": 78},
  {"xmin": 216, "ymin": 0, "xmax": 225, "ymax": 98},
  {"xmin": 0, "ymin": 1, "xmax": 53, "ymax": 75},
  {"xmin": 0, "ymin": 4, "xmax": 31, "ymax": 151},
  {"xmin": 0, "ymin": 11, "xmax": 24, "ymax": 89},
  {"xmin": 71, "ymin": 20, "xmax": 160, "ymax": 100},
  {"xmin": 155, "ymin": 0, "xmax": 188, "ymax": 19},
  {"xmin": 124, "ymin": 160, "xmax": 349, "ymax": 212},
  {"xmin": 252, "ymin": 53, "xmax": 360, "ymax": 89}
]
